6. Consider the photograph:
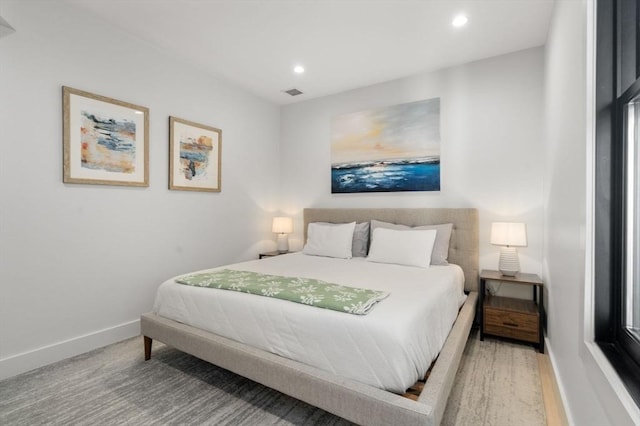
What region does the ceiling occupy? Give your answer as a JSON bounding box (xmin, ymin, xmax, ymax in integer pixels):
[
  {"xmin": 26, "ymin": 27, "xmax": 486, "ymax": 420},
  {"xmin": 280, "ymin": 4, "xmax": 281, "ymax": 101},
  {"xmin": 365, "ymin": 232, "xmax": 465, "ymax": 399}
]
[{"xmin": 65, "ymin": 0, "xmax": 555, "ymax": 105}]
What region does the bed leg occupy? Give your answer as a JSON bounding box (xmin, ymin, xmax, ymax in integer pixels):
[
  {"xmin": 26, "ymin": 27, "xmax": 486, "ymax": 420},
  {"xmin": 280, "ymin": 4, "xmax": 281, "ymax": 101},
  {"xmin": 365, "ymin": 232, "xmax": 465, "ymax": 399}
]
[{"xmin": 144, "ymin": 336, "xmax": 152, "ymax": 361}]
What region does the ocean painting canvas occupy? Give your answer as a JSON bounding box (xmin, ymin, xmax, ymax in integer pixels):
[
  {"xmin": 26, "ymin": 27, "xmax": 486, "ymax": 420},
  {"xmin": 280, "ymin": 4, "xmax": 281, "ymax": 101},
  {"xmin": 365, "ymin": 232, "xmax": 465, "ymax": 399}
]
[{"xmin": 331, "ymin": 98, "xmax": 440, "ymax": 193}]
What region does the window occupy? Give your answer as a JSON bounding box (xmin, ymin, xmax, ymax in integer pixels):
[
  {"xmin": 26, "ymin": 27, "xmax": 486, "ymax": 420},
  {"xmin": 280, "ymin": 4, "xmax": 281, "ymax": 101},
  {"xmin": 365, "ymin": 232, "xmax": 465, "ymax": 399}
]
[
  {"xmin": 625, "ymin": 91, "xmax": 640, "ymax": 341},
  {"xmin": 594, "ymin": 0, "xmax": 640, "ymax": 405}
]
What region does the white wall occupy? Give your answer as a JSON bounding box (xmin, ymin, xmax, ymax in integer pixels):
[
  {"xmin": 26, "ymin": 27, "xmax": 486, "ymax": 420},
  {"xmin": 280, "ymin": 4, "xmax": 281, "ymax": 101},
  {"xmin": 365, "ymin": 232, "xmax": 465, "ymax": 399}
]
[
  {"xmin": 280, "ymin": 47, "xmax": 545, "ymax": 287},
  {"xmin": 0, "ymin": 1, "xmax": 280, "ymax": 379},
  {"xmin": 543, "ymin": 0, "xmax": 635, "ymax": 424}
]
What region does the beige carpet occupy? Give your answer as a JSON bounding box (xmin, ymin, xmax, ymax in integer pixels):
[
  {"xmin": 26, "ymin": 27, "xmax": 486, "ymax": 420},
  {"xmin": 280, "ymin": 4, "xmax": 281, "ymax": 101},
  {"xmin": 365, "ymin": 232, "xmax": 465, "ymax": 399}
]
[
  {"xmin": 0, "ymin": 329, "xmax": 545, "ymax": 425},
  {"xmin": 443, "ymin": 329, "xmax": 546, "ymax": 425}
]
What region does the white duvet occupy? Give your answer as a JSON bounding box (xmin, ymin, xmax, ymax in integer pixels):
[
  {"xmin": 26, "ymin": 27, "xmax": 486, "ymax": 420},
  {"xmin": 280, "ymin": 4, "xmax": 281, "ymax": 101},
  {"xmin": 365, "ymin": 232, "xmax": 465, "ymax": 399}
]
[{"xmin": 153, "ymin": 253, "xmax": 466, "ymax": 393}]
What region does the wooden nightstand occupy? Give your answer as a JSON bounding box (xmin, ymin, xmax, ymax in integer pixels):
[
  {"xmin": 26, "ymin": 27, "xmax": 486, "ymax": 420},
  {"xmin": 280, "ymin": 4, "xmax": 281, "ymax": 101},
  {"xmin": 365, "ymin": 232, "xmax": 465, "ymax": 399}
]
[
  {"xmin": 258, "ymin": 251, "xmax": 290, "ymax": 259},
  {"xmin": 479, "ymin": 269, "xmax": 544, "ymax": 353}
]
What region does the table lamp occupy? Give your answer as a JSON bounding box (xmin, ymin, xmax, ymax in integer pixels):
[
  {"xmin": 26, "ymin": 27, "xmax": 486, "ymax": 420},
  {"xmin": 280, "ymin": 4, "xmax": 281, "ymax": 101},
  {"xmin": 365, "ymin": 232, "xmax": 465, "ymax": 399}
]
[
  {"xmin": 272, "ymin": 217, "xmax": 293, "ymax": 253},
  {"xmin": 490, "ymin": 222, "xmax": 527, "ymax": 276}
]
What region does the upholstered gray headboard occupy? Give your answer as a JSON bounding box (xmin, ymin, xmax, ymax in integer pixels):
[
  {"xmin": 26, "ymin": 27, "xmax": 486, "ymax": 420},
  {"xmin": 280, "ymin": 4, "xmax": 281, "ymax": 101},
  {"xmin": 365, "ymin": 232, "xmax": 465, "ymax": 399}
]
[{"xmin": 303, "ymin": 208, "xmax": 479, "ymax": 292}]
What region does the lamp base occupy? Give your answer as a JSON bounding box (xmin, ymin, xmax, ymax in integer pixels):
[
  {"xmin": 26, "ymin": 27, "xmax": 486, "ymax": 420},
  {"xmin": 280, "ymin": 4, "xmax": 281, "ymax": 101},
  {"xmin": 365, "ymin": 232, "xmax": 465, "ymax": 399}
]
[
  {"xmin": 498, "ymin": 246, "xmax": 520, "ymax": 276},
  {"xmin": 276, "ymin": 234, "xmax": 289, "ymax": 253}
]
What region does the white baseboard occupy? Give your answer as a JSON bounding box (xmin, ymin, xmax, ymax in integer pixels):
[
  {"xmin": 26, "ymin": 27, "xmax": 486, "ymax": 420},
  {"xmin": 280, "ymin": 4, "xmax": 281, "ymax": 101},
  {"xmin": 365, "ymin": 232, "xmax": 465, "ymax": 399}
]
[
  {"xmin": 545, "ymin": 337, "xmax": 576, "ymax": 426},
  {"xmin": 0, "ymin": 319, "xmax": 140, "ymax": 381}
]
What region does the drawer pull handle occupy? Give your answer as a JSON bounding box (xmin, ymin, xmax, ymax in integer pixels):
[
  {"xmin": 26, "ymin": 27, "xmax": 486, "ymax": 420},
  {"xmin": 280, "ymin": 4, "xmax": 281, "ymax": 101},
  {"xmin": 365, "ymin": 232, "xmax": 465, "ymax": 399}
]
[{"xmin": 503, "ymin": 322, "xmax": 519, "ymax": 327}]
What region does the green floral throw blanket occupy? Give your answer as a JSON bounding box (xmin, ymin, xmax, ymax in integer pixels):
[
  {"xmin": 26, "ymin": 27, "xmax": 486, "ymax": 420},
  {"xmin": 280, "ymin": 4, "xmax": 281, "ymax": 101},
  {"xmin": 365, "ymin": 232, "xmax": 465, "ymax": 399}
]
[{"xmin": 175, "ymin": 269, "xmax": 389, "ymax": 315}]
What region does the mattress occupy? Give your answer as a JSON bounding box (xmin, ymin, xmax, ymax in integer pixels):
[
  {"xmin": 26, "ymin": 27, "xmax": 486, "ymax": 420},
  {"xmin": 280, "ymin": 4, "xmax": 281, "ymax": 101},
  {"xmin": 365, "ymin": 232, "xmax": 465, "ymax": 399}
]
[{"xmin": 152, "ymin": 252, "xmax": 466, "ymax": 393}]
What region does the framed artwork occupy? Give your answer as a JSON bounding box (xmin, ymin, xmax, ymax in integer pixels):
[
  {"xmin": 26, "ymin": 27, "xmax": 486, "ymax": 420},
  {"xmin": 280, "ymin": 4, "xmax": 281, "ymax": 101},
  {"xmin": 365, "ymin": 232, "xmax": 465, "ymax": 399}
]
[
  {"xmin": 331, "ymin": 97, "xmax": 441, "ymax": 193},
  {"xmin": 169, "ymin": 116, "xmax": 222, "ymax": 192},
  {"xmin": 62, "ymin": 86, "xmax": 149, "ymax": 186}
]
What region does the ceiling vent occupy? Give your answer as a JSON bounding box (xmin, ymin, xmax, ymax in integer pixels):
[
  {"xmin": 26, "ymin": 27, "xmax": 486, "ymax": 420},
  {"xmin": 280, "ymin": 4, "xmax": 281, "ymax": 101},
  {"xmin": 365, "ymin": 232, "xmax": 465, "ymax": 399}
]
[{"xmin": 283, "ymin": 88, "xmax": 304, "ymax": 96}]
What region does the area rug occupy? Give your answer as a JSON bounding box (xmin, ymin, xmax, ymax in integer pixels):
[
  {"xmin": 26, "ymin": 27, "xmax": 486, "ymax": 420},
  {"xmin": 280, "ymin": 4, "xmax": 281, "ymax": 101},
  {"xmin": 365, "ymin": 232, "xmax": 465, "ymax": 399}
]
[{"xmin": 0, "ymin": 329, "xmax": 545, "ymax": 425}]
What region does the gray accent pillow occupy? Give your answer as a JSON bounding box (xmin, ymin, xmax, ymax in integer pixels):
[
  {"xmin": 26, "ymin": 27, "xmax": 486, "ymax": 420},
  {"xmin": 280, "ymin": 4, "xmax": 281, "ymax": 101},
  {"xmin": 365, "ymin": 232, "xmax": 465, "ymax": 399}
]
[
  {"xmin": 370, "ymin": 220, "xmax": 453, "ymax": 265},
  {"xmin": 352, "ymin": 222, "xmax": 370, "ymax": 257},
  {"xmin": 315, "ymin": 222, "xmax": 369, "ymax": 257}
]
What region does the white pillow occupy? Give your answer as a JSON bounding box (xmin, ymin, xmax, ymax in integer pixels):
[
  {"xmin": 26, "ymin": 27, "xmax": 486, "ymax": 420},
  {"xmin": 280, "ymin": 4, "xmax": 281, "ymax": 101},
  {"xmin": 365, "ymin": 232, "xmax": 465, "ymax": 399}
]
[
  {"xmin": 366, "ymin": 228, "xmax": 437, "ymax": 268},
  {"xmin": 315, "ymin": 222, "xmax": 370, "ymax": 257},
  {"xmin": 370, "ymin": 220, "xmax": 453, "ymax": 265},
  {"xmin": 303, "ymin": 222, "xmax": 356, "ymax": 259}
]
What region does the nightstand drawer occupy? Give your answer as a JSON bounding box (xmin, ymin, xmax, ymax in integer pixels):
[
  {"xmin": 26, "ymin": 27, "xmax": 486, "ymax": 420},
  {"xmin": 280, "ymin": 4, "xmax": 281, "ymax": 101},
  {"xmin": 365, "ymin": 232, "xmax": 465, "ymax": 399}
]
[
  {"xmin": 484, "ymin": 308, "xmax": 539, "ymax": 343},
  {"xmin": 479, "ymin": 270, "xmax": 545, "ymax": 352}
]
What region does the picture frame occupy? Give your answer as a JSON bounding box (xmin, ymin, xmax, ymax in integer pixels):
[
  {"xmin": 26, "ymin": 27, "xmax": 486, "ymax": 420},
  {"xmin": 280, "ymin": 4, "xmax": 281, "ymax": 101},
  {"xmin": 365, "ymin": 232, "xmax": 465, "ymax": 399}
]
[
  {"xmin": 62, "ymin": 86, "xmax": 149, "ymax": 187},
  {"xmin": 169, "ymin": 116, "xmax": 222, "ymax": 192}
]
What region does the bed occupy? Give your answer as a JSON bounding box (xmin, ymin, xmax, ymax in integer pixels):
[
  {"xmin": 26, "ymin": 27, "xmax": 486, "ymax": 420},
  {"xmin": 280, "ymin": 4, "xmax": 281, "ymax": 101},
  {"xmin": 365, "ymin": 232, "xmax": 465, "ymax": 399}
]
[{"xmin": 141, "ymin": 208, "xmax": 478, "ymax": 426}]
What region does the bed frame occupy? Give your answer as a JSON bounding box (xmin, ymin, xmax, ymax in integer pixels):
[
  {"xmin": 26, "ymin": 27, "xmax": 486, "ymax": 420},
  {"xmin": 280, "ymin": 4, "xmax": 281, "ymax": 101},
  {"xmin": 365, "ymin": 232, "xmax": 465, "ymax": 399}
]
[{"xmin": 141, "ymin": 208, "xmax": 478, "ymax": 426}]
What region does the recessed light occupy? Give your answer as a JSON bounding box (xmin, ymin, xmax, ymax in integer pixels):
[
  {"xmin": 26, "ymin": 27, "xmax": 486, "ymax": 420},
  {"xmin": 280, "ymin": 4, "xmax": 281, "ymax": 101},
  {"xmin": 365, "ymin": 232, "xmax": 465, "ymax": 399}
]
[
  {"xmin": 293, "ymin": 65, "xmax": 305, "ymax": 74},
  {"xmin": 452, "ymin": 14, "xmax": 468, "ymax": 27}
]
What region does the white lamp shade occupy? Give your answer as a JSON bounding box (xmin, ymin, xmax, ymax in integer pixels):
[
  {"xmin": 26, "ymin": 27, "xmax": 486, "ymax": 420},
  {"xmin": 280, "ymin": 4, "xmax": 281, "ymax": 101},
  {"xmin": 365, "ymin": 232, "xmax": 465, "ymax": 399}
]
[
  {"xmin": 490, "ymin": 222, "xmax": 527, "ymax": 247},
  {"xmin": 272, "ymin": 217, "xmax": 293, "ymax": 234}
]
